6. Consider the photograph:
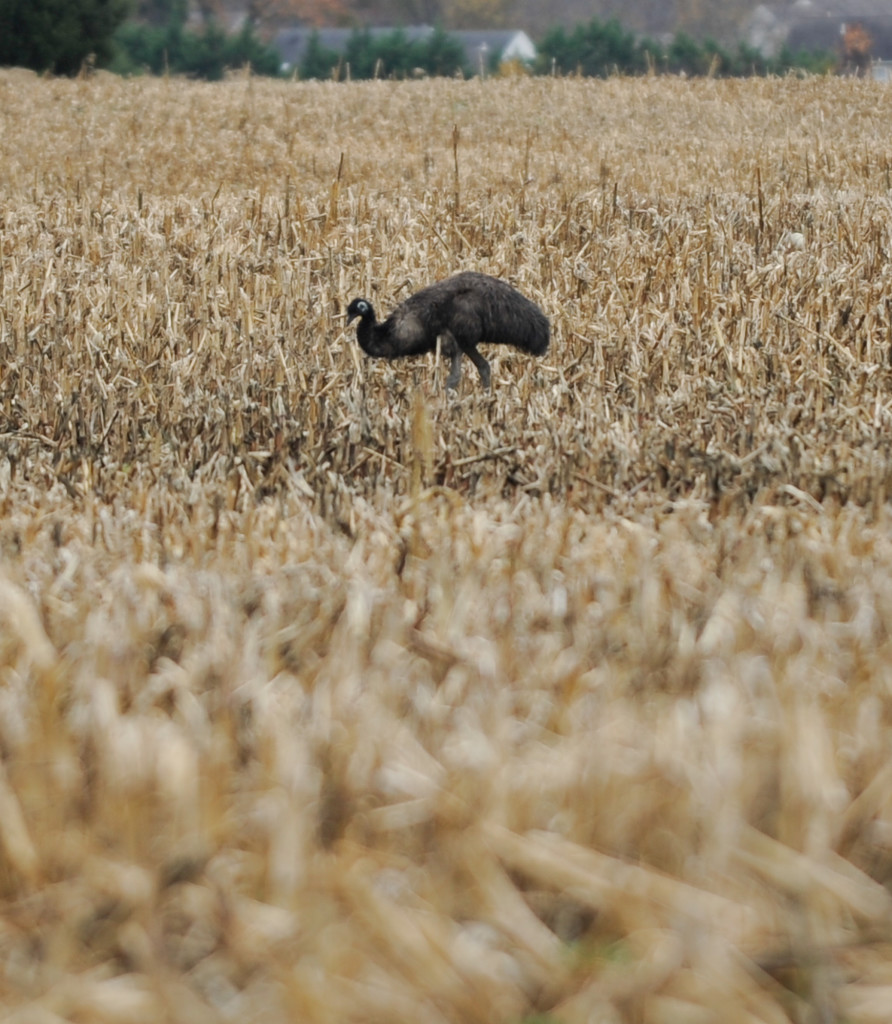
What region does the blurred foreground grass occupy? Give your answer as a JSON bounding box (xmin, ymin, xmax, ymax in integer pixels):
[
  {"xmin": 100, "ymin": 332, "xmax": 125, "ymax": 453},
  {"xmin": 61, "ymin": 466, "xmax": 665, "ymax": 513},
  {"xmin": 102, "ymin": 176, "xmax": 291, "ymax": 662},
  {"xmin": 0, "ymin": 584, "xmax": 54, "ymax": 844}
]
[{"xmin": 2, "ymin": 68, "xmax": 892, "ymax": 1022}]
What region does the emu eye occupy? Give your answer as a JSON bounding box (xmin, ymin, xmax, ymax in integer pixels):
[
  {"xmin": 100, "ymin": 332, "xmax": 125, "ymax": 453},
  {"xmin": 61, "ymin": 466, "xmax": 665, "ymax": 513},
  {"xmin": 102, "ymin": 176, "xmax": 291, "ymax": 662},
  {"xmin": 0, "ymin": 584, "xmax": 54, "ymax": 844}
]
[{"xmin": 357, "ymin": 301, "xmax": 369, "ymax": 313}]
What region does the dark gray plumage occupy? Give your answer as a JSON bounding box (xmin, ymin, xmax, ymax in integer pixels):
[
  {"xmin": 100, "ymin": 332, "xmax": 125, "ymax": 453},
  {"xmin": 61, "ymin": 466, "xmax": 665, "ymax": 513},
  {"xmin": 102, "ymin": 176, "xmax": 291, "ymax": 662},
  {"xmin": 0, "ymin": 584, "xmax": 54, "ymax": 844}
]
[{"xmin": 345, "ymin": 272, "xmax": 549, "ymax": 390}]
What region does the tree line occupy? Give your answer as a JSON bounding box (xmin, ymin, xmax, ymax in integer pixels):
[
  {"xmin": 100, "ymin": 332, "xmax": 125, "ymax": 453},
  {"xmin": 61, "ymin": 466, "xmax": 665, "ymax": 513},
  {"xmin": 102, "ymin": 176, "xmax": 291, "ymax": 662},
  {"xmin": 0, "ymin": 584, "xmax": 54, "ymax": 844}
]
[
  {"xmin": 0, "ymin": 0, "xmax": 835, "ymax": 80},
  {"xmin": 536, "ymin": 18, "xmax": 833, "ymax": 78}
]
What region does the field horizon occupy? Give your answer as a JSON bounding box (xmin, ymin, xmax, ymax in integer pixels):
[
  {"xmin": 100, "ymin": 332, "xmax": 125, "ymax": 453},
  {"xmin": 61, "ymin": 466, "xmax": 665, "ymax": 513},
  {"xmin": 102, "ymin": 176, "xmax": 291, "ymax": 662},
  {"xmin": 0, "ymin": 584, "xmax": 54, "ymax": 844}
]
[{"xmin": 2, "ymin": 68, "xmax": 892, "ymax": 1022}]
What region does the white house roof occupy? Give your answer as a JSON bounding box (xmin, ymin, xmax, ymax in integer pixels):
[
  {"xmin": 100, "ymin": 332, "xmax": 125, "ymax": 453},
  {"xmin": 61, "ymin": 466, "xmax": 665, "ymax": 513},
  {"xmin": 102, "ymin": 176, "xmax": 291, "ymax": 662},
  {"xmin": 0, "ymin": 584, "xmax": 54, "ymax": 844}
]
[{"xmin": 456, "ymin": 30, "xmax": 537, "ymax": 66}]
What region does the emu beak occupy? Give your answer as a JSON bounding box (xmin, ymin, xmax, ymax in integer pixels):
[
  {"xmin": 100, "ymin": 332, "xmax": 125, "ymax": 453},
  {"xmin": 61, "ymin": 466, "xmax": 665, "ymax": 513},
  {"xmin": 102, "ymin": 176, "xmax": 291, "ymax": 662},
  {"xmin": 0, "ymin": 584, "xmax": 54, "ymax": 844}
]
[{"xmin": 346, "ymin": 311, "xmax": 358, "ymax": 326}]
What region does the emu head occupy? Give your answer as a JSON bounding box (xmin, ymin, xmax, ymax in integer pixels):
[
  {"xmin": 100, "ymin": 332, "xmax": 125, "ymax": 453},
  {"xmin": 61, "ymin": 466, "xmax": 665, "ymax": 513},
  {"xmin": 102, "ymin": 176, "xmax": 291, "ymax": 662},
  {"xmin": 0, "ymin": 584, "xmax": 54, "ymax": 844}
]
[{"xmin": 346, "ymin": 298, "xmax": 374, "ymax": 326}]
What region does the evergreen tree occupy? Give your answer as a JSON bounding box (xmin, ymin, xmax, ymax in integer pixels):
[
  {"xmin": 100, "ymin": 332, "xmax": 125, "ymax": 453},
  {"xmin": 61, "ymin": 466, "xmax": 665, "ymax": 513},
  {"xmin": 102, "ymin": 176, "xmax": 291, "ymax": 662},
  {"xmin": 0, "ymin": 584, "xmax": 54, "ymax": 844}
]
[
  {"xmin": 370, "ymin": 28, "xmax": 421, "ymax": 77},
  {"xmin": 343, "ymin": 28, "xmax": 376, "ymax": 78},
  {"xmin": 420, "ymin": 26, "xmax": 467, "ymax": 77},
  {"xmin": 0, "ymin": 0, "xmax": 132, "ymax": 75},
  {"xmin": 300, "ymin": 25, "xmax": 467, "ymax": 80},
  {"xmin": 112, "ymin": 10, "xmax": 281, "ymax": 79},
  {"xmin": 536, "ymin": 15, "xmax": 834, "ymax": 79},
  {"xmin": 134, "ymin": 0, "xmax": 184, "ymax": 27},
  {"xmin": 665, "ymin": 31, "xmax": 711, "ymax": 75},
  {"xmin": 300, "ymin": 31, "xmax": 341, "ymax": 79},
  {"xmin": 537, "ymin": 17, "xmax": 650, "ymax": 77}
]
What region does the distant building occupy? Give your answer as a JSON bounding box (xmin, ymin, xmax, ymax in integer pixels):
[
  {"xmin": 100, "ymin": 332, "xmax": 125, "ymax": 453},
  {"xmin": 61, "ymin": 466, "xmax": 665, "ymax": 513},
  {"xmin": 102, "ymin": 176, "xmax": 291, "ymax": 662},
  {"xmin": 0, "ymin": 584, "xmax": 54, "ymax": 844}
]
[
  {"xmin": 746, "ymin": 2, "xmax": 892, "ymax": 65},
  {"xmin": 275, "ymin": 26, "xmax": 537, "ymax": 75},
  {"xmin": 451, "ymin": 30, "xmax": 538, "ymax": 71}
]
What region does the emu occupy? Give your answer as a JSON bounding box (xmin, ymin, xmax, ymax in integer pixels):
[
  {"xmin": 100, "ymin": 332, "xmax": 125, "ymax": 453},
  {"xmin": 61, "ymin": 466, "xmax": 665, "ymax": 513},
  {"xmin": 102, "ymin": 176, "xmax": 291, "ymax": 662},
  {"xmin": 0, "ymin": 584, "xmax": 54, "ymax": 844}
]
[{"xmin": 345, "ymin": 272, "xmax": 549, "ymax": 390}]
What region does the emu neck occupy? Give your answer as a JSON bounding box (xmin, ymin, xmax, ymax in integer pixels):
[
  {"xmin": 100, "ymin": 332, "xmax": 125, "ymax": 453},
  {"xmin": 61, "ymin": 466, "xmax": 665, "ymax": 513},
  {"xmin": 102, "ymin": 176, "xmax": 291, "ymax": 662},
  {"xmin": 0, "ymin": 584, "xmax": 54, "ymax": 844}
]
[
  {"xmin": 356, "ymin": 314, "xmax": 405, "ymax": 360},
  {"xmin": 356, "ymin": 315, "xmax": 376, "ymax": 348}
]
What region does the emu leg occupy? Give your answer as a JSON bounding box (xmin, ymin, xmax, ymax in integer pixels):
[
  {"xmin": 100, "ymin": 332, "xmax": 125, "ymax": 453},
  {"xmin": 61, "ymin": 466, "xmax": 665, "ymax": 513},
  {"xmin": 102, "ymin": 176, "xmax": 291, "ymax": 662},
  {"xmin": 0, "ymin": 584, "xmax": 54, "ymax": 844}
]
[
  {"xmin": 463, "ymin": 346, "xmax": 491, "ymax": 390},
  {"xmin": 447, "ymin": 331, "xmax": 491, "ymax": 389},
  {"xmin": 445, "ymin": 348, "xmax": 463, "ymax": 390}
]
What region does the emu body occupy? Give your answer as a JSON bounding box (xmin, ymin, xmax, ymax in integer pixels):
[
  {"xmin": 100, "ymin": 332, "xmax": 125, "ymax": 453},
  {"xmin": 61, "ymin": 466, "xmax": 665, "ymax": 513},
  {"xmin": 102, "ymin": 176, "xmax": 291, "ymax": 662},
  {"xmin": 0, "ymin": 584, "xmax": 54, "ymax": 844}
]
[{"xmin": 345, "ymin": 272, "xmax": 549, "ymax": 390}]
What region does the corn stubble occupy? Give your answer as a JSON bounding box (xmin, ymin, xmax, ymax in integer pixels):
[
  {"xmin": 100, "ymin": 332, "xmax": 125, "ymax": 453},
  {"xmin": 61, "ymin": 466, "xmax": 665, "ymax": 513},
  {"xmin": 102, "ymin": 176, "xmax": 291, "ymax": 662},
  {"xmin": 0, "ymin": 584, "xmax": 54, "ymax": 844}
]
[{"xmin": 4, "ymin": 67, "xmax": 892, "ymax": 1021}]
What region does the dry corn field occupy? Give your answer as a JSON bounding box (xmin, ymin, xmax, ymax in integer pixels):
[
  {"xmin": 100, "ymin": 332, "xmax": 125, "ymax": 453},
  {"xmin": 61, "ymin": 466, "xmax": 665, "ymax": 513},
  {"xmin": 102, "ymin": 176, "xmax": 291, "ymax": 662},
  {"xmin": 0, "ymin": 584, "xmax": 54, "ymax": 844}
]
[{"xmin": 6, "ymin": 66, "xmax": 892, "ymax": 1023}]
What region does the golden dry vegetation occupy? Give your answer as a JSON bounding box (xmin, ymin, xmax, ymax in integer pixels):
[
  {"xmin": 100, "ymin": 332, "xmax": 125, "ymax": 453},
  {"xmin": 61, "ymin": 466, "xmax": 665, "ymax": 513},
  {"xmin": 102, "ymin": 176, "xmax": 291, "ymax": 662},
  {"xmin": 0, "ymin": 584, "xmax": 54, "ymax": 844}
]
[{"xmin": 3, "ymin": 67, "xmax": 892, "ymax": 1022}]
